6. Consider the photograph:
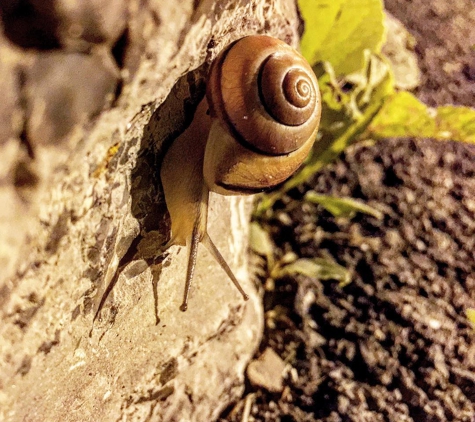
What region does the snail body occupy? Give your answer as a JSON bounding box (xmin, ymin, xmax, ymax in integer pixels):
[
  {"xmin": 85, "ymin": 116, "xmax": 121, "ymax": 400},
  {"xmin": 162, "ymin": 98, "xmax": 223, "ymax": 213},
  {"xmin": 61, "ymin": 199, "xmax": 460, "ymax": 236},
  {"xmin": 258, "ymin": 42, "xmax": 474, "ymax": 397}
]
[{"xmin": 161, "ymin": 35, "xmax": 321, "ymax": 311}]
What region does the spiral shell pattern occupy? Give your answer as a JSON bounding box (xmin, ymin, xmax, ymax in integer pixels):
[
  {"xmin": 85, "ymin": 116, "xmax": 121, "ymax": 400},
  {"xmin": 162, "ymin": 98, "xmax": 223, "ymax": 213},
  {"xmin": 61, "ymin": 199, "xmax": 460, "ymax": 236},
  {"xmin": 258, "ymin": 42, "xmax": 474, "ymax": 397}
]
[{"xmin": 206, "ymin": 35, "xmax": 321, "ymax": 155}]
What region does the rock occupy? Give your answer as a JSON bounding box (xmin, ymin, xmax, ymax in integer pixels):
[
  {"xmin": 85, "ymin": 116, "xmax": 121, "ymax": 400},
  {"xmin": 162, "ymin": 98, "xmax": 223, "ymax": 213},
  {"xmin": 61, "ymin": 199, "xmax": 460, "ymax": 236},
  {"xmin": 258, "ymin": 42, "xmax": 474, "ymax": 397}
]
[
  {"xmin": 24, "ymin": 50, "xmax": 119, "ymax": 146},
  {"xmin": 0, "ymin": 1, "xmax": 301, "ymax": 421},
  {"xmin": 382, "ymin": 13, "xmax": 421, "ymax": 91},
  {"xmin": 247, "ymin": 348, "xmax": 287, "ymax": 393},
  {"xmin": 0, "ymin": 0, "xmax": 127, "ymax": 50}
]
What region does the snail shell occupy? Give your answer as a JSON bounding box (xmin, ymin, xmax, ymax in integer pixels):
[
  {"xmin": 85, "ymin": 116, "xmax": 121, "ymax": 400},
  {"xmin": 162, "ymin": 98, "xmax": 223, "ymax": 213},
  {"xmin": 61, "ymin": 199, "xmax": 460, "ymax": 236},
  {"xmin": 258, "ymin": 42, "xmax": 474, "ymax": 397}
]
[
  {"xmin": 161, "ymin": 35, "xmax": 321, "ymax": 311},
  {"xmin": 204, "ymin": 35, "xmax": 320, "ymax": 194}
]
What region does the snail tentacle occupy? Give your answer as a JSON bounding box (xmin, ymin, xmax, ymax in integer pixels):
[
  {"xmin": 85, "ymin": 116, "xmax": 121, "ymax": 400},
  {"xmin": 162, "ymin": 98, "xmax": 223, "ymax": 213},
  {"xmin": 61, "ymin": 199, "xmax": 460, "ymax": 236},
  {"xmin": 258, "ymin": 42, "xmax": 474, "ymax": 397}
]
[
  {"xmin": 181, "ymin": 217, "xmax": 204, "ymax": 312},
  {"xmin": 201, "ymin": 233, "xmax": 250, "ymax": 301}
]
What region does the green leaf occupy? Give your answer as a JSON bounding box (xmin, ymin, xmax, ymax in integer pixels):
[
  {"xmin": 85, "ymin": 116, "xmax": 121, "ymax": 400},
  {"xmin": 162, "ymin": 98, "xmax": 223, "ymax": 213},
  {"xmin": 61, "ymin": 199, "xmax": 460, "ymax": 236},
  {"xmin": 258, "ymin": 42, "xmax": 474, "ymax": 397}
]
[
  {"xmin": 255, "ymin": 4, "xmax": 393, "ymax": 216},
  {"xmin": 364, "ymin": 91, "xmax": 475, "ymax": 143},
  {"xmin": 249, "ymin": 222, "xmax": 275, "ymax": 268},
  {"xmin": 315, "ymin": 54, "xmax": 393, "ymax": 136},
  {"xmin": 254, "ymin": 56, "xmax": 392, "ymax": 216},
  {"xmin": 278, "ymin": 258, "xmax": 351, "ymax": 287},
  {"xmin": 299, "ymin": 0, "xmax": 385, "ymax": 74},
  {"xmin": 364, "ymin": 91, "xmax": 435, "ymax": 138},
  {"xmin": 436, "ymin": 106, "xmax": 475, "ymax": 144},
  {"xmin": 304, "ymin": 192, "xmax": 383, "ymax": 219},
  {"xmin": 466, "ymin": 308, "xmax": 475, "ymax": 329}
]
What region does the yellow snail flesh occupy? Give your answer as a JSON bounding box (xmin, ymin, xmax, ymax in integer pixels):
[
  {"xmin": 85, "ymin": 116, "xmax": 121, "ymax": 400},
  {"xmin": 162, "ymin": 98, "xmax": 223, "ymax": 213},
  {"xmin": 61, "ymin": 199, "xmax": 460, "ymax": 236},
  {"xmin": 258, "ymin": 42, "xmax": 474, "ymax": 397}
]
[{"xmin": 161, "ymin": 35, "xmax": 321, "ymax": 311}]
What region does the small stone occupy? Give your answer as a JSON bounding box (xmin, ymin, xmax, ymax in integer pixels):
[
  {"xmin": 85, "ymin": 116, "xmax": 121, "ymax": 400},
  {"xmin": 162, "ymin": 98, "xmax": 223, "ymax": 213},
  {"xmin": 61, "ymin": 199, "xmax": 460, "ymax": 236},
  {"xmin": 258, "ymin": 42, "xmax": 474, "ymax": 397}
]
[
  {"xmin": 247, "ymin": 348, "xmax": 286, "ymax": 393},
  {"xmin": 382, "ymin": 13, "xmax": 421, "ymax": 91}
]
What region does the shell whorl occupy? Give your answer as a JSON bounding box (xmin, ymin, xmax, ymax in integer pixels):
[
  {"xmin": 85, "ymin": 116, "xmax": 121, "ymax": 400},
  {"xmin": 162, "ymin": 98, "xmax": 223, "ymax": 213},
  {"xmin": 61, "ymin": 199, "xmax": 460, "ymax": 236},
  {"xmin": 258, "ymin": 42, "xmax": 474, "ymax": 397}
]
[{"xmin": 206, "ymin": 35, "xmax": 321, "ymax": 156}]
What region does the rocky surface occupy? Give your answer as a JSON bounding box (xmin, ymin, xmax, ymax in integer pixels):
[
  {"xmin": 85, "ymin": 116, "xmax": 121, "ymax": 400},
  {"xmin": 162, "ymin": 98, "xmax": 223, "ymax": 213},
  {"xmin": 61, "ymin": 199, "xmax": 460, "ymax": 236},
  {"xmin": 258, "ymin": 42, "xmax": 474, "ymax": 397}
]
[{"xmin": 0, "ymin": 0, "xmax": 304, "ymax": 420}]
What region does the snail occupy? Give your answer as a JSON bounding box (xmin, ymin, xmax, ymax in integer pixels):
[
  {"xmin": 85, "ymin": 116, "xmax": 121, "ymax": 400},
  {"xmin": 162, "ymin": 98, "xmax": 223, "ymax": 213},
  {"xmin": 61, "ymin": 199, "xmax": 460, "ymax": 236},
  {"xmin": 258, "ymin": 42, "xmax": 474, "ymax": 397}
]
[{"xmin": 161, "ymin": 35, "xmax": 321, "ymax": 311}]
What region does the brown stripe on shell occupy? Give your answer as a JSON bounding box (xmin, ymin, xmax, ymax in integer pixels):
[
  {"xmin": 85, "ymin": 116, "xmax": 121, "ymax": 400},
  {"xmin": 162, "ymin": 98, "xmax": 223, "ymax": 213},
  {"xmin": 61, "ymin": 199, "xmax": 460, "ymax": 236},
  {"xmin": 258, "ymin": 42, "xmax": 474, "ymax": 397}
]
[{"xmin": 206, "ymin": 35, "xmax": 321, "ymax": 156}]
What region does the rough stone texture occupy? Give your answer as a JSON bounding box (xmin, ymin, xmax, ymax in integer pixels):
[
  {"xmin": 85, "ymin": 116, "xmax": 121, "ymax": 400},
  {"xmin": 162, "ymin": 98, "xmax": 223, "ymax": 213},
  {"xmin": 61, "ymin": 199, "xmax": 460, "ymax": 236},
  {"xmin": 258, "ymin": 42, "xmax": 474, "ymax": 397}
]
[
  {"xmin": 0, "ymin": 1, "xmax": 303, "ymax": 420},
  {"xmin": 0, "ymin": 36, "xmax": 24, "ymax": 281},
  {"xmin": 24, "ymin": 50, "xmax": 120, "ymax": 146},
  {"xmin": 0, "ymin": 0, "xmax": 127, "ymax": 50},
  {"xmin": 0, "ymin": 41, "xmax": 21, "ymax": 147}
]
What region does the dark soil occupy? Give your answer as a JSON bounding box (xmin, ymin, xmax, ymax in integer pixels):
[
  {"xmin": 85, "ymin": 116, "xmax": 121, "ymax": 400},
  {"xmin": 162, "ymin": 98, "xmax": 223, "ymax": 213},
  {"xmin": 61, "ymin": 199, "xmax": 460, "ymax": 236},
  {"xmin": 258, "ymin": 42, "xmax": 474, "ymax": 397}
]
[
  {"xmin": 221, "ymin": 2, "xmax": 475, "ymax": 421},
  {"xmin": 385, "ymin": 0, "xmax": 475, "ymax": 107},
  {"xmin": 225, "ymin": 138, "xmax": 475, "ymax": 422}
]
